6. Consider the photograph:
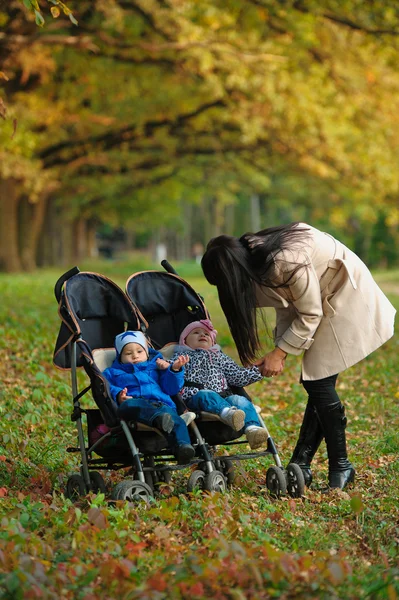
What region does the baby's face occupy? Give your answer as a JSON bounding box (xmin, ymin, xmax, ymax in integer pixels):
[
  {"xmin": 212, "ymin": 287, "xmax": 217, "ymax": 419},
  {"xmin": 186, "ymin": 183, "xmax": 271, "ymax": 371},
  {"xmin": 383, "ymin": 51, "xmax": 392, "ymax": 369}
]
[
  {"xmin": 121, "ymin": 342, "xmax": 147, "ymax": 364},
  {"xmin": 185, "ymin": 328, "xmax": 214, "ymax": 350}
]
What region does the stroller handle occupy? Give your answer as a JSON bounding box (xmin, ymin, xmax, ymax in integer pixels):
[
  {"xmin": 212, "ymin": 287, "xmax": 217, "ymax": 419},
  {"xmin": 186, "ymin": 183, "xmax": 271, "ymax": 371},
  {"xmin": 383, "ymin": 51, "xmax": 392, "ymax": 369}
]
[
  {"xmin": 54, "ymin": 266, "xmax": 80, "ymax": 302},
  {"xmin": 161, "ymin": 260, "xmax": 178, "ymax": 275}
]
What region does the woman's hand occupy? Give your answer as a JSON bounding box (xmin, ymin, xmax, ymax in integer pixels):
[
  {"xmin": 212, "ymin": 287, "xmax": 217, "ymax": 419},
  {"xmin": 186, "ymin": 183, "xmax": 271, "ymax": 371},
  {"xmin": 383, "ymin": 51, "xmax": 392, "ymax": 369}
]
[
  {"xmin": 254, "ymin": 347, "xmax": 287, "ymax": 378},
  {"xmin": 118, "ymin": 387, "xmax": 132, "ymax": 403}
]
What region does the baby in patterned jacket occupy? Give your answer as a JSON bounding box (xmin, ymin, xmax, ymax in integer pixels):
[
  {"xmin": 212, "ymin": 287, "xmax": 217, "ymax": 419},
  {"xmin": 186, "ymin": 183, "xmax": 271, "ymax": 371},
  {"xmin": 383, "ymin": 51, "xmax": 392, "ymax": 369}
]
[{"xmin": 171, "ymin": 319, "xmax": 267, "ymax": 449}]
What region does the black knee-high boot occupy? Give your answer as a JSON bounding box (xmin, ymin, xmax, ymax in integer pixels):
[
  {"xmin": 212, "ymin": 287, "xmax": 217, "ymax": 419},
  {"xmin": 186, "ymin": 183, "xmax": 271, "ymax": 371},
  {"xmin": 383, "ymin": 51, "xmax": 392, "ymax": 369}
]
[
  {"xmin": 314, "ymin": 401, "xmax": 355, "ymax": 489},
  {"xmin": 288, "ymin": 401, "xmax": 324, "ymax": 486}
]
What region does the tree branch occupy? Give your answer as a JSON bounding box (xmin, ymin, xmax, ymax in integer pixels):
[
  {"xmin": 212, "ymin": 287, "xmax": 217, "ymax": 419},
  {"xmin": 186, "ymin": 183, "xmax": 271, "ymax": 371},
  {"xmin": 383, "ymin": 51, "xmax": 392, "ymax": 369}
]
[
  {"xmin": 321, "ymin": 12, "xmax": 399, "ymax": 36},
  {"xmin": 39, "ymin": 99, "xmax": 226, "ymax": 166},
  {"xmin": 117, "ymin": 0, "xmax": 174, "ymax": 41},
  {"xmin": 65, "ymin": 142, "xmax": 269, "ymax": 177},
  {"xmin": 291, "ymin": 1, "xmax": 399, "ymax": 36}
]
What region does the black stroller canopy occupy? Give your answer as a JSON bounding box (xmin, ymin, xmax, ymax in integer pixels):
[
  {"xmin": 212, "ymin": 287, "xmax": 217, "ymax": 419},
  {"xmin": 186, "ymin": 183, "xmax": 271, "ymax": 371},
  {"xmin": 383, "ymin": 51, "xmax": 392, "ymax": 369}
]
[
  {"xmin": 126, "ymin": 271, "xmax": 208, "ymax": 349},
  {"xmin": 54, "ymin": 271, "xmax": 145, "ymax": 369}
]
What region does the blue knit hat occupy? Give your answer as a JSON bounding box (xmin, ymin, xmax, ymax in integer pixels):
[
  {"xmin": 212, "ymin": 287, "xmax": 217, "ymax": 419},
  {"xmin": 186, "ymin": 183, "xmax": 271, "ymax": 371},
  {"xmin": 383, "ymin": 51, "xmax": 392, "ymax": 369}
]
[{"xmin": 115, "ymin": 331, "xmax": 149, "ymax": 358}]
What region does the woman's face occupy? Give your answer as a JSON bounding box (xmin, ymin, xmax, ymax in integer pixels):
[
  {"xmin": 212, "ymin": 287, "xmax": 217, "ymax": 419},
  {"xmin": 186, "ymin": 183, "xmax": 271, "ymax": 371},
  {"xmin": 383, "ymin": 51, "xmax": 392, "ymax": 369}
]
[{"xmin": 185, "ymin": 328, "xmax": 214, "ymax": 350}]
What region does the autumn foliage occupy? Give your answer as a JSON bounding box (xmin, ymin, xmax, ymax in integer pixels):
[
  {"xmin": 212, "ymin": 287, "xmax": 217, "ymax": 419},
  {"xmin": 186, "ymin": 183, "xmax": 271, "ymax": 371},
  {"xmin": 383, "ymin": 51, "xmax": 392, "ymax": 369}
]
[
  {"xmin": 1, "ymin": 1, "xmax": 399, "ymax": 271},
  {"xmin": 0, "ymin": 267, "xmax": 398, "ymax": 598}
]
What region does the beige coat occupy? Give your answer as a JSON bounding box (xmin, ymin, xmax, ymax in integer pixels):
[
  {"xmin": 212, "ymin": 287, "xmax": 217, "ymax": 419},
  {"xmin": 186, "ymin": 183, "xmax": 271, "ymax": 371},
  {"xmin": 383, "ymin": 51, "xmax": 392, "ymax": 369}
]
[{"xmin": 255, "ymin": 224, "xmax": 396, "ymax": 380}]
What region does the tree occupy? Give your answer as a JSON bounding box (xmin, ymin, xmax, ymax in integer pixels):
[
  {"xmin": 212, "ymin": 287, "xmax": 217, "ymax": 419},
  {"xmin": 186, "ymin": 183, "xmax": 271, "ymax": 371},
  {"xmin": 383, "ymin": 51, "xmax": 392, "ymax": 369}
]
[{"xmin": 1, "ymin": 0, "xmax": 399, "ymax": 270}]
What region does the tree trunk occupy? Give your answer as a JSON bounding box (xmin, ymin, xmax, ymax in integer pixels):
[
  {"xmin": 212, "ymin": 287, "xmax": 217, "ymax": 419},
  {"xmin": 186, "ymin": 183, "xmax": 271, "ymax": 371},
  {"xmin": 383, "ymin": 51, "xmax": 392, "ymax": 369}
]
[
  {"xmin": 151, "ymin": 227, "xmax": 167, "ymax": 263},
  {"xmin": 125, "ymin": 228, "xmax": 136, "ymax": 250},
  {"xmin": 224, "ymin": 203, "xmax": 235, "ymax": 236},
  {"xmin": 59, "ymin": 215, "xmax": 75, "ymax": 267},
  {"xmin": 37, "ymin": 198, "xmax": 62, "ymax": 267},
  {"xmin": 0, "ymin": 177, "xmax": 22, "ymax": 272},
  {"xmin": 213, "ymin": 197, "xmax": 223, "ymax": 237},
  {"xmin": 177, "ymin": 202, "xmax": 192, "ymax": 260},
  {"xmin": 202, "ymin": 196, "xmax": 214, "ymax": 247},
  {"xmin": 19, "ymin": 195, "xmax": 49, "ymax": 271},
  {"xmin": 86, "ymin": 219, "xmax": 98, "ymax": 259},
  {"xmin": 73, "ymin": 217, "xmax": 87, "ymax": 263},
  {"xmin": 250, "ymin": 194, "xmax": 261, "ymax": 232}
]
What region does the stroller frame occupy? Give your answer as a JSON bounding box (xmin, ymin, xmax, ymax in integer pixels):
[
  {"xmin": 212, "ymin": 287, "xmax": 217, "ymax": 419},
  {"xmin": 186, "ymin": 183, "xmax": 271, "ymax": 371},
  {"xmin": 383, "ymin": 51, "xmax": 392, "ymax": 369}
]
[
  {"xmin": 54, "ymin": 268, "xmax": 202, "ymax": 502},
  {"xmin": 54, "ymin": 264, "xmax": 305, "ymax": 501}
]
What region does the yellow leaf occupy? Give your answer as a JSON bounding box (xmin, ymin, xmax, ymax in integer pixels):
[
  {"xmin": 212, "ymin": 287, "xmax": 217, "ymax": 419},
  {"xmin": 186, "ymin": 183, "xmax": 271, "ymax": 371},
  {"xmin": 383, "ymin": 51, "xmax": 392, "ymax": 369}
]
[
  {"xmin": 50, "ymin": 7, "xmax": 60, "ymax": 18},
  {"xmin": 350, "ymin": 494, "xmax": 364, "ymax": 514}
]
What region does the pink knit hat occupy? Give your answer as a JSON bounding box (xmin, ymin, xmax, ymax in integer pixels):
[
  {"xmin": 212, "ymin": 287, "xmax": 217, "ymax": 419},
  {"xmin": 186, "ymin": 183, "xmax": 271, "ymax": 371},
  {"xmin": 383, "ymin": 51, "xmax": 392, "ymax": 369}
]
[{"xmin": 179, "ymin": 319, "xmax": 217, "ymax": 346}]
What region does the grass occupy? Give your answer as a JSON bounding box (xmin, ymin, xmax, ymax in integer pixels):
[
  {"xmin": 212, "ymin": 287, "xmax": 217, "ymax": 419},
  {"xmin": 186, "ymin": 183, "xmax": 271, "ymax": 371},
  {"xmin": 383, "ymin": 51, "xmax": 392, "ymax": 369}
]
[{"xmin": 0, "ymin": 257, "xmax": 398, "ymax": 599}]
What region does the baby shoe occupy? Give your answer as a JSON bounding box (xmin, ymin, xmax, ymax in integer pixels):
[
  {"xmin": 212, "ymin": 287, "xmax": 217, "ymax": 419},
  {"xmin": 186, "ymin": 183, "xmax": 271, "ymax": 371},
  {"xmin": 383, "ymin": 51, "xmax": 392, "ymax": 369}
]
[
  {"xmin": 176, "ymin": 443, "xmax": 195, "ymax": 464},
  {"xmin": 245, "ymin": 426, "xmax": 268, "ymax": 450},
  {"xmin": 220, "ymin": 407, "xmax": 245, "ymax": 431},
  {"xmin": 153, "ymin": 413, "xmax": 174, "ymax": 434},
  {"xmin": 181, "ymin": 412, "xmax": 196, "ymax": 426}
]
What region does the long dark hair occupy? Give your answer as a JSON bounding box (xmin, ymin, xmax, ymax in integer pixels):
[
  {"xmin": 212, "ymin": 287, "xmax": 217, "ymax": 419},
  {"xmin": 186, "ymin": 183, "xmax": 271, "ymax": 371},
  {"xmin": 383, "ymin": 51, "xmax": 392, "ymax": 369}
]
[{"xmin": 201, "ymin": 222, "xmax": 310, "ymax": 364}]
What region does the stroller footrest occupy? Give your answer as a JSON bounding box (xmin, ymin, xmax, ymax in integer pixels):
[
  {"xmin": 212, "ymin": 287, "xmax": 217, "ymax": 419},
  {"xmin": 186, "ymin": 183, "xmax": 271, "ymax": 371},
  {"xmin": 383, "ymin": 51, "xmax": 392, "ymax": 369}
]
[
  {"xmin": 200, "ymin": 411, "xmax": 223, "ymax": 422},
  {"xmin": 200, "ymin": 406, "xmax": 261, "ymax": 421},
  {"xmin": 132, "ymin": 422, "xmax": 164, "ymax": 436}
]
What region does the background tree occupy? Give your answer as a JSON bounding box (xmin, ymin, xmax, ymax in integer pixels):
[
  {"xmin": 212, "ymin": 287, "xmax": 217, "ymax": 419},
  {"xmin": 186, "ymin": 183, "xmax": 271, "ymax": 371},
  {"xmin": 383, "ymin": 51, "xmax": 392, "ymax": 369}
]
[{"xmin": 1, "ymin": 0, "xmax": 399, "ymax": 271}]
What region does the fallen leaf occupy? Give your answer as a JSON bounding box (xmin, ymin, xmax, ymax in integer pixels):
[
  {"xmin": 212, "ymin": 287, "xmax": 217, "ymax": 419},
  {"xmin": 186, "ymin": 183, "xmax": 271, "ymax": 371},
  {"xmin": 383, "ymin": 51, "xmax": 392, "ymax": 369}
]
[{"xmin": 87, "ymin": 507, "xmax": 108, "ymax": 529}]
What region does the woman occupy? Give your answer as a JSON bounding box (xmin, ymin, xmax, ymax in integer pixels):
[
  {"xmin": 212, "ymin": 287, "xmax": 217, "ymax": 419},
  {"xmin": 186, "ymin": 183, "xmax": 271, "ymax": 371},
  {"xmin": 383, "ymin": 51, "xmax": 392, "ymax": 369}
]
[{"xmin": 201, "ymin": 222, "xmax": 396, "ymax": 489}]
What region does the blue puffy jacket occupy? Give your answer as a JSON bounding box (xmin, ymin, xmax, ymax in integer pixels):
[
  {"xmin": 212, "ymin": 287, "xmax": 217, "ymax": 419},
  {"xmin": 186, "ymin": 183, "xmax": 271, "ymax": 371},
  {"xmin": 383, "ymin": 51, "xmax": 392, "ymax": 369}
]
[{"xmin": 103, "ymin": 348, "xmax": 184, "ymax": 409}]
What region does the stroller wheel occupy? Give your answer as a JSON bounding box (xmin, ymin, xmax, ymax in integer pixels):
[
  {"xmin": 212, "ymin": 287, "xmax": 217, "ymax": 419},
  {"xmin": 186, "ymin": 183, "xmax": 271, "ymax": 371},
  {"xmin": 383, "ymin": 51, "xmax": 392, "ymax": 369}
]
[
  {"xmin": 66, "ymin": 473, "xmax": 87, "ymax": 501},
  {"xmin": 89, "ymin": 471, "xmax": 106, "ymax": 494},
  {"xmin": 112, "ymin": 479, "xmax": 153, "ymax": 503},
  {"xmin": 204, "ymin": 470, "xmax": 227, "ymax": 493},
  {"xmin": 266, "ymin": 466, "xmax": 287, "ymax": 498},
  {"xmin": 286, "ymin": 463, "xmax": 305, "ymax": 498},
  {"xmin": 187, "ymin": 470, "xmax": 206, "ymax": 493}
]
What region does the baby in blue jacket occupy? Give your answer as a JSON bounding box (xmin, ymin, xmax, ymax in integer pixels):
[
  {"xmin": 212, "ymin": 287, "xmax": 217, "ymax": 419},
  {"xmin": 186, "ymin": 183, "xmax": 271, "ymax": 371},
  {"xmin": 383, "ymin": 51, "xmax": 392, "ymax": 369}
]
[{"xmin": 103, "ymin": 331, "xmax": 195, "ymax": 464}]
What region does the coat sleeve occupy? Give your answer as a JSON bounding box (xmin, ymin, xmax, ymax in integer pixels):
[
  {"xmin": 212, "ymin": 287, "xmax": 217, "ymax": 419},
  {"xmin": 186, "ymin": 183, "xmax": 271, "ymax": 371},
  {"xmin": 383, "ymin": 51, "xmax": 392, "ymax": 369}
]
[
  {"xmin": 158, "ymin": 365, "xmax": 185, "ymax": 396},
  {"xmin": 273, "ymin": 305, "xmax": 297, "ymax": 345},
  {"xmin": 273, "ymin": 251, "xmax": 323, "ymax": 356},
  {"xmin": 102, "ymin": 368, "xmax": 123, "ymax": 403},
  {"xmin": 221, "ymin": 352, "xmax": 263, "ymax": 387}
]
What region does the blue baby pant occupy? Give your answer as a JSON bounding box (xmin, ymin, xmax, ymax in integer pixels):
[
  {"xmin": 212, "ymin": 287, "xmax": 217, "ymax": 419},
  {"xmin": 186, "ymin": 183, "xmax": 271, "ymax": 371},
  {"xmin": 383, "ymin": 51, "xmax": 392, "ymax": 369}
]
[
  {"xmin": 186, "ymin": 390, "xmax": 260, "ymax": 428},
  {"xmin": 117, "ymin": 398, "xmax": 191, "ymax": 447}
]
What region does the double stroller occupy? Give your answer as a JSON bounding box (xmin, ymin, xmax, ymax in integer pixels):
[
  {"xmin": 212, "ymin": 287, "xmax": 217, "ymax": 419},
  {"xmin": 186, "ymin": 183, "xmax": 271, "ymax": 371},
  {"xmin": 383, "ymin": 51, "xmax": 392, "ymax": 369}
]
[{"xmin": 53, "ymin": 263, "xmax": 305, "ymax": 502}]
